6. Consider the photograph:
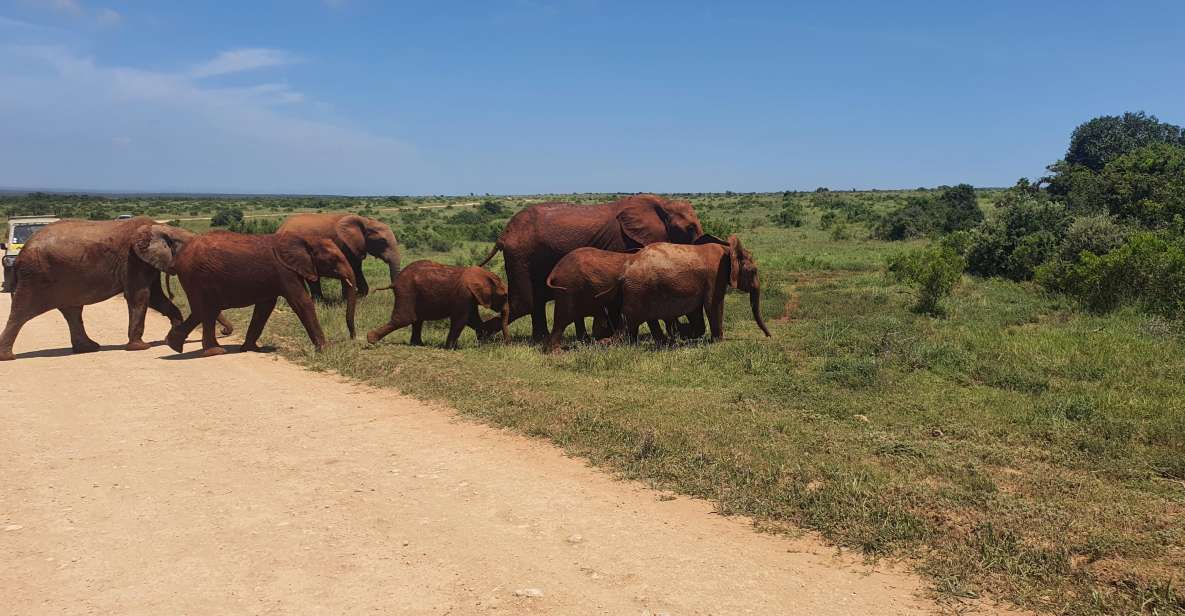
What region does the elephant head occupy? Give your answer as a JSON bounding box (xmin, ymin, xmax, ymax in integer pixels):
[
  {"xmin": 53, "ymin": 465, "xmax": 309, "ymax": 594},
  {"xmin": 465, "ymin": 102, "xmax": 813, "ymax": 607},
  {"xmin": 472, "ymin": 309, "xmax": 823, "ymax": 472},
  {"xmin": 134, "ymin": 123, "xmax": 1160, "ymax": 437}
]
[
  {"xmin": 335, "ymin": 215, "xmax": 401, "ymax": 287},
  {"xmin": 132, "ymin": 224, "xmax": 197, "ymax": 274},
  {"xmin": 274, "ymin": 234, "xmax": 358, "ymax": 339},
  {"xmin": 466, "ymin": 271, "xmax": 511, "ymax": 342},
  {"xmin": 615, "ymin": 195, "xmax": 704, "ymax": 247},
  {"xmin": 727, "ymin": 234, "xmax": 771, "ymax": 338}
]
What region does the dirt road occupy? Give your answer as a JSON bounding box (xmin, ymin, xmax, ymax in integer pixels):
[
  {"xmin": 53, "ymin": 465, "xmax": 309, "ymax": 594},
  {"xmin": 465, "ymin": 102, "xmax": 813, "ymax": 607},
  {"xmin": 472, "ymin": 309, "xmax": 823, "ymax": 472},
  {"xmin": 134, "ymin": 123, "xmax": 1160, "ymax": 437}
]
[{"xmin": 1, "ymin": 295, "xmax": 936, "ymax": 615}]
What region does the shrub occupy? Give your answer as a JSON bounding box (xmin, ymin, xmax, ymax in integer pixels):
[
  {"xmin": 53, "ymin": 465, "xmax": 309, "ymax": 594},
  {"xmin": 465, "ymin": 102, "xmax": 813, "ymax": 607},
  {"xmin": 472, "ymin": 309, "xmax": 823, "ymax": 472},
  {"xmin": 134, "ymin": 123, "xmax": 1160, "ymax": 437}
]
[
  {"xmin": 1064, "ymin": 111, "xmax": 1185, "ymax": 172},
  {"xmin": 1037, "ymin": 230, "xmax": 1185, "ymax": 315},
  {"xmin": 479, "ymin": 199, "xmax": 505, "ymax": 216},
  {"xmin": 965, "ymin": 196, "xmax": 1071, "ymax": 280},
  {"xmin": 211, "ymin": 208, "xmax": 244, "ymax": 227},
  {"xmin": 873, "ymin": 185, "xmax": 982, "ymax": 240},
  {"xmin": 819, "ymin": 210, "xmax": 839, "ymax": 230},
  {"xmin": 774, "ymin": 200, "xmax": 804, "ymax": 228},
  {"xmin": 1057, "ymin": 214, "xmax": 1129, "ymax": 262},
  {"xmin": 227, "ymin": 217, "xmax": 281, "ymax": 234},
  {"xmin": 829, "ymin": 222, "xmax": 852, "ymax": 241},
  {"xmin": 887, "ymin": 245, "xmax": 966, "ymax": 316},
  {"xmin": 1099, "ymin": 142, "xmax": 1185, "ymax": 228}
]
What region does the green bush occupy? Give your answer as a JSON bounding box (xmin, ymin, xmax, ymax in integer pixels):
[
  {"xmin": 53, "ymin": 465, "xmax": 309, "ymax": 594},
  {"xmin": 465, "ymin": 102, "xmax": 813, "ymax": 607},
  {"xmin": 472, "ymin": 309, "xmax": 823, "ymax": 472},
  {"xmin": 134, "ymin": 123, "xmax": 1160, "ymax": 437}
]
[
  {"xmin": 886, "ymin": 245, "xmax": 966, "ymax": 316},
  {"xmin": 1037, "ymin": 229, "xmax": 1185, "ymax": 315},
  {"xmin": 211, "ymin": 207, "xmax": 244, "ymax": 227},
  {"xmin": 1057, "ymin": 214, "xmax": 1129, "ymax": 262},
  {"xmin": 965, "ymin": 196, "xmax": 1070, "ymax": 280},
  {"xmin": 819, "ymin": 210, "xmax": 839, "ymax": 230},
  {"xmin": 773, "ymin": 200, "xmax": 804, "ymax": 227},
  {"xmin": 1100, "ymin": 142, "xmax": 1185, "ymax": 228},
  {"xmin": 873, "ymin": 184, "xmax": 982, "ymax": 240},
  {"xmin": 227, "ymin": 217, "xmax": 281, "ymax": 234}
]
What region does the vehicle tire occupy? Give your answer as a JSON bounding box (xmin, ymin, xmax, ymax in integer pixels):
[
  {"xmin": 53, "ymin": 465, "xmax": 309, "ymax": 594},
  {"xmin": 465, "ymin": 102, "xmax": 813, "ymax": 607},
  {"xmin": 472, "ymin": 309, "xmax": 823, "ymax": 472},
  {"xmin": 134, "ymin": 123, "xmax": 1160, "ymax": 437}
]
[{"xmin": 1, "ymin": 264, "xmax": 12, "ymax": 293}]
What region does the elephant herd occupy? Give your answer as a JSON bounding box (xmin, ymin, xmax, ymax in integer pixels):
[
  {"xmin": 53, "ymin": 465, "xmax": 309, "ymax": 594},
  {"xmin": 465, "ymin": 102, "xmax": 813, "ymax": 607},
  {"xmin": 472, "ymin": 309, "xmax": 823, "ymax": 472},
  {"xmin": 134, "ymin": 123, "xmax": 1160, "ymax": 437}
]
[{"xmin": 0, "ymin": 195, "xmax": 769, "ymax": 361}]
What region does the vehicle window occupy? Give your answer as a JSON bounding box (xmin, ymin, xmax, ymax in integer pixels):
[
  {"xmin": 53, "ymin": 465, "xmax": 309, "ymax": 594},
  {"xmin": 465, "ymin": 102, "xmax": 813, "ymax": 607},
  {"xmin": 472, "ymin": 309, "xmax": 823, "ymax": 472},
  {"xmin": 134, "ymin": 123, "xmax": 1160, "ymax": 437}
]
[{"xmin": 12, "ymin": 224, "xmax": 49, "ymax": 244}]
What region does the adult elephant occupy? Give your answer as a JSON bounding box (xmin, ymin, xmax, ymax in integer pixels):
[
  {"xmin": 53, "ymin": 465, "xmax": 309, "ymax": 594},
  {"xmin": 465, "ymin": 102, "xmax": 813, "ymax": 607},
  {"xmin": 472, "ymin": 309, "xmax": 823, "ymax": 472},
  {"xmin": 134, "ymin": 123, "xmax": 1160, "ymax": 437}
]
[
  {"xmin": 477, "ymin": 194, "xmax": 705, "ymax": 341},
  {"xmin": 0, "ymin": 217, "xmax": 194, "ymax": 360},
  {"xmin": 276, "ymin": 213, "xmax": 400, "ymax": 298}
]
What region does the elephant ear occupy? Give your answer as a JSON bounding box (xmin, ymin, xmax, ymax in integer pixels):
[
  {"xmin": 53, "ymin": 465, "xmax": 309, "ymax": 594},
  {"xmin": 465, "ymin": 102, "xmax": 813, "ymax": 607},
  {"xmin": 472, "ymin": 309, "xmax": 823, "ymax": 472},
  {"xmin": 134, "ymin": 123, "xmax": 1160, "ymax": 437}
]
[
  {"xmin": 464, "ymin": 270, "xmax": 497, "ymax": 309},
  {"xmin": 728, "ymin": 234, "xmax": 742, "ymax": 288},
  {"xmin": 334, "ymin": 215, "xmax": 368, "ymax": 258},
  {"xmin": 617, "ymin": 202, "xmax": 668, "ymax": 247},
  {"xmin": 132, "ymin": 224, "xmax": 192, "ymax": 274},
  {"xmin": 273, "ymin": 234, "xmax": 319, "ymax": 282}
]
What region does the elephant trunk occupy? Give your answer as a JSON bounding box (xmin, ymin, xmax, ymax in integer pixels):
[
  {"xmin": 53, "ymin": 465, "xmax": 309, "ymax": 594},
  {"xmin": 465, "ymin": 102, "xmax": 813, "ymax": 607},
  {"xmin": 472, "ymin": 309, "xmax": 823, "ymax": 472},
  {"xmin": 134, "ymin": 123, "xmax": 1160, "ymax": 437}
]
[
  {"xmin": 382, "ymin": 247, "xmax": 401, "ymax": 287},
  {"xmin": 750, "ymin": 289, "xmax": 771, "ymax": 337},
  {"xmin": 500, "ymin": 300, "xmax": 511, "ymax": 343},
  {"xmin": 343, "ymin": 277, "xmax": 357, "ymax": 340}
]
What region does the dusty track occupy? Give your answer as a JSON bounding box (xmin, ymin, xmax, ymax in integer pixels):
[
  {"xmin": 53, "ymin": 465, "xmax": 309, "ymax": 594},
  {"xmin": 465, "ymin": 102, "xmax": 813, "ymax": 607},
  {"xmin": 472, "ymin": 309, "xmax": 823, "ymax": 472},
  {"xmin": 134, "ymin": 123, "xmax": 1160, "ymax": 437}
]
[{"xmin": 1, "ymin": 295, "xmax": 937, "ymax": 615}]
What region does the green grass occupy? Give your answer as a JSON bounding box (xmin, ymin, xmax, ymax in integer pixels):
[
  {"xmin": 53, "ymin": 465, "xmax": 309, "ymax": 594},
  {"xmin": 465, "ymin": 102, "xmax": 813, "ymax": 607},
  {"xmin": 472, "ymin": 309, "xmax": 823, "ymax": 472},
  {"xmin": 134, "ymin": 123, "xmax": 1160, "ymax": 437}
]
[{"xmin": 174, "ymin": 192, "xmax": 1185, "ymax": 615}]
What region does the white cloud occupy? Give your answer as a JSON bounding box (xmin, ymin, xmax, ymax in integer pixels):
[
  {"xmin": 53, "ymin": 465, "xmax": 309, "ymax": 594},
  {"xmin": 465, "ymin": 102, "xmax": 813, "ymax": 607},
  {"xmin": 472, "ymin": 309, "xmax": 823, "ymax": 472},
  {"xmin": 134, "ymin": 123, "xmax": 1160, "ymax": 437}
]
[
  {"xmin": 95, "ymin": 7, "xmax": 120, "ymax": 27},
  {"xmin": 190, "ymin": 48, "xmax": 295, "ymax": 78},
  {"xmin": 0, "ymin": 45, "xmax": 429, "ymax": 194}
]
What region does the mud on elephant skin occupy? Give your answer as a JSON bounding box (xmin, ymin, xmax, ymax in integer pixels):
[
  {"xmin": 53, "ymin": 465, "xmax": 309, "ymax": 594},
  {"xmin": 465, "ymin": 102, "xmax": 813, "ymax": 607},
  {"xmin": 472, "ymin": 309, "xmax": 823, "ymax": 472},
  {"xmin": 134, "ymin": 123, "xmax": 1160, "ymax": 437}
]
[
  {"xmin": 367, "ymin": 260, "xmax": 509, "ymax": 350},
  {"xmin": 278, "ymin": 213, "xmax": 400, "ymax": 299},
  {"xmin": 0, "ymin": 218, "xmax": 194, "ymax": 361},
  {"xmin": 166, "ymin": 231, "xmax": 357, "ymax": 358},
  {"xmin": 476, "ymin": 194, "xmax": 705, "ymax": 342},
  {"xmin": 619, "ymin": 234, "xmax": 771, "ymax": 344}
]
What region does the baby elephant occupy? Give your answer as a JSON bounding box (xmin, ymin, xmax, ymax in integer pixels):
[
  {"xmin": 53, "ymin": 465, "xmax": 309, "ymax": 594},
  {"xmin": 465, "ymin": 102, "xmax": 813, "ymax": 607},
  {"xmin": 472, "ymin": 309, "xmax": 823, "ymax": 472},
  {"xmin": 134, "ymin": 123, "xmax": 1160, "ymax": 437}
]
[
  {"xmin": 366, "ymin": 260, "xmax": 510, "ymax": 349},
  {"xmin": 544, "ymin": 247, "xmax": 635, "ymax": 352}
]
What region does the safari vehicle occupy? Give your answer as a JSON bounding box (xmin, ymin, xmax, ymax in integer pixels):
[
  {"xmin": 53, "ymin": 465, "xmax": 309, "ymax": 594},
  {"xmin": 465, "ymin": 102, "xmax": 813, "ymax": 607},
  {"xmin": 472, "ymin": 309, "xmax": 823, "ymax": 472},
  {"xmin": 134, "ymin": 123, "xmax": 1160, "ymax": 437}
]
[{"xmin": 2, "ymin": 215, "xmax": 59, "ymax": 292}]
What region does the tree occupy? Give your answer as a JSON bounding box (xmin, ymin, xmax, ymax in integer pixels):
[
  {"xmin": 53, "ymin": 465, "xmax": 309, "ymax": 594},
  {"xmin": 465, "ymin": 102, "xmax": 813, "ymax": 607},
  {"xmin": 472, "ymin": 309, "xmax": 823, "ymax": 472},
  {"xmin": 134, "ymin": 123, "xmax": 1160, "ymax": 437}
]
[
  {"xmin": 937, "ymin": 184, "xmax": 983, "ymax": 232},
  {"xmin": 1100, "ymin": 142, "xmax": 1185, "ymax": 228},
  {"xmin": 1064, "ymin": 112, "xmax": 1185, "ymax": 172},
  {"xmin": 211, "ymin": 207, "xmax": 244, "ymax": 227}
]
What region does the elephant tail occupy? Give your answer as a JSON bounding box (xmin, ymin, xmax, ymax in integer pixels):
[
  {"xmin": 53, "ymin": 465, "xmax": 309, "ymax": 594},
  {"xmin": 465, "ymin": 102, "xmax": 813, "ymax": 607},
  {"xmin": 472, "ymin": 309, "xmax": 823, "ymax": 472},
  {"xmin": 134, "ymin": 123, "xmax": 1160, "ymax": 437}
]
[
  {"xmin": 545, "ymin": 272, "xmax": 567, "ymax": 292},
  {"xmin": 477, "ymin": 242, "xmax": 502, "ymax": 267}
]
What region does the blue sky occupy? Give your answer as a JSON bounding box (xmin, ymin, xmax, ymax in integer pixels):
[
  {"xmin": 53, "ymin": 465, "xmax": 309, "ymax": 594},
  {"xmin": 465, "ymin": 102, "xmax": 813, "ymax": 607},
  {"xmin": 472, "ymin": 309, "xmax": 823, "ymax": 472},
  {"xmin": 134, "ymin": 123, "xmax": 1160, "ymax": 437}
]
[{"xmin": 1, "ymin": 1, "xmax": 1182, "ymax": 195}]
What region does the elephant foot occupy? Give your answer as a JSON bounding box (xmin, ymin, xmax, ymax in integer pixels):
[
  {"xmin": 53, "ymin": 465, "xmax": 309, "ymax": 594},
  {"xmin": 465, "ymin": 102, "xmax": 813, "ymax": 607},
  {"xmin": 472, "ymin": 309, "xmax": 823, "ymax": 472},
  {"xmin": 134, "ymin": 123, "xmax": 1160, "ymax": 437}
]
[
  {"xmin": 219, "ymin": 325, "xmax": 234, "ymax": 336},
  {"xmin": 72, "ymin": 339, "xmax": 101, "ymax": 354},
  {"xmin": 200, "ymin": 346, "xmax": 227, "ymax": 358},
  {"xmin": 165, "ymin": 331, "xmax": 186, "ymax": 354},
  {"xmin": 125, "ymin": 340, "xmax": 151, "ymax": 352},
  {"xmin": 0, "ymin": 349, "xmax": 14, "ymax": 362},
  {"xmin": 240, "ymin": 342, "xmax": 261, "ymax": 353}
]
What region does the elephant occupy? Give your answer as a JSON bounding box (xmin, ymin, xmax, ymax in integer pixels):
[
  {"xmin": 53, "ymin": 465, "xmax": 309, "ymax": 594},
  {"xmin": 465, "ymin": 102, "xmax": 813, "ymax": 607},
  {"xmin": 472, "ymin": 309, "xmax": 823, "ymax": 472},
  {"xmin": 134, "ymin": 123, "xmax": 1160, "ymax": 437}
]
[
  {"xmin": 366, "ymin": 260, "xmax": 510, "ymax": 350},
  {"xmin": 0, "ymin": 217, "xmax": 193, "ymax": 361},
  {"xmin": 476, "ymin": 194, "xmax": 704, "ymax": 342},
  {"xmin": 543, "ymin": 247, "xmax": 668, "ymax": 352},
  {"xmin": 276, "ymin": 213, "xmax": 400, "ymax": 299},
  {"xmin": 164, "ymin": 231, "xmax": 357, "ymax": 357},
  {"xmin": 619, "ymin": 235, "xmax": 772, "ymax": 343}
]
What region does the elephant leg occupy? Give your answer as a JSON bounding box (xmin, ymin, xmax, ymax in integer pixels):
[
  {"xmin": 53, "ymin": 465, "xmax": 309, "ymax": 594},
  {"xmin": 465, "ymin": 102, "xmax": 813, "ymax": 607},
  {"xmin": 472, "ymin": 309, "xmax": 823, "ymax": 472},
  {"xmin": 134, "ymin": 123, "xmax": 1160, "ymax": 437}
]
[
  {"xmin": 287, "ymin": 293, "xmax": 328, "ymax": 351},
  {"xmin": 444, "ymin": 307, "xmax": 470, "ymax": 350},
  {"xmin": 574, "ymin": 317, "xmax": 589, "ymax": 342},
  {"xmin": 683, "ymin": 310, "xmax": 706, "ymax": 339},
  {"xmin": 529, "ymin": 282, "xmax": 550, "ymax": 343},
  {"xmin": 216, "ymin": 313, "xmax": 234, "ymax": 336},
  {"xmin": 409, "ymin": 321, "xmax": 425, "ymax": 346},
  {"xmin": 124, "ymin": 284, "xmax": 152, "ymax": 351},
  {"xmin": 467, "ymin": 303, "xmax": 487, "ymax": 341},
  {"xmin": 147, "ymin": 275, "xmax": 183, "ymax": 326},
  {"xmin": 60, "ymin": 306, "xmax": 101, "ymax": 354},
  {"xmin": 545, "ymin": 298, "xmax": 573, "ymax": 353},
  {"xmin": 351, "ymin": 258, "xmax": 369, "ymax": 298},
  {"xmin": 307, "ymin": 279, "xmax": 324, "ymax": 302},
  {"xmin": 240, "ymin": 299, "xmax": 276, "ymax": 352},
  {"xmin": 708, "ymin": 299, "xmax": 725, "ymax": 342},
  {"xmin": 0, "ymin": 288, "xmax": 56, "ymax": 360},
  {"xmin": 366, "ymin": 315, "xmax": 413, "ymax": 344},
  {"xmin": 647, "ymin": 320, "xmax": 669, "ymax": 347},
  {"xmin": 482, "ymin": 254, "xmax": 532, "ymax": 338},
  {"xmin": 166, "ymin": 312, "xmax": 201, "ymax": 353},
  {"xmin": 199, "ymin": 311, "xmax": 226, "ymax": 357}
]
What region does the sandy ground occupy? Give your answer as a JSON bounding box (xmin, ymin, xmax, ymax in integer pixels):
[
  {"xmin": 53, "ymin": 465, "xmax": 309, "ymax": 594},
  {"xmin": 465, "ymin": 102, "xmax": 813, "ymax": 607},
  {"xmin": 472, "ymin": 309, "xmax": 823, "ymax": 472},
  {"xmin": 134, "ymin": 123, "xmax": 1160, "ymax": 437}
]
[{"xmin": 1, "ymin": 295, "xmax": 941, "ymax": 615}]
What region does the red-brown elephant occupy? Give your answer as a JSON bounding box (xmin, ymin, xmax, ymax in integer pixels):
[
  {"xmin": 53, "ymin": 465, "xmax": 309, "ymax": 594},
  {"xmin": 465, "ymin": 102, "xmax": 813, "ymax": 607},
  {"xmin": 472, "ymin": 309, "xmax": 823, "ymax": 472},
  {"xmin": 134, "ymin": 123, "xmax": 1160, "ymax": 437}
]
[
  {"xmin": 619, "ymin": 235, "xmax": 771, "ymax": 343},
  {"xmin": 165, "ymin": 231, "xmax": 357, "ymax": 357},
  {"xmin": 477, "ymin": 194, "xmax": 704, "ymax": 342},
  {"xmin": 277, "ymin": 213, "xmax": 400, "ymax": 298},
  {"xmin": 367, "ymin": 260, "xmax": 509, "ymax": 349},
  {"xmin": 0, "ymin": 218, "xmax": 192, "ymax": 361}
]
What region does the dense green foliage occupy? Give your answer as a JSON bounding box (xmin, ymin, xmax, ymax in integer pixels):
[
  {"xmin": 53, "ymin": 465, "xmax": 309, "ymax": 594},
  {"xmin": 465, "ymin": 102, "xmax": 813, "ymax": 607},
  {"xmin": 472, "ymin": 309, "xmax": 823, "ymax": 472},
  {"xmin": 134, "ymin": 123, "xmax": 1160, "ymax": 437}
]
[
  {"xmin": 1099, "ymin": 142, "xmax": 1185, "ymax": 227},
  {"xmin": 965, "ymin": 194, "xmax": 1071, "ymax": 280},
  {"xmin": 1063, "ymin": 111, "xmax": 1185, "ymax": 172},
  {"xmin": 886, "ymin": 245, "xmax": 965, "ymax": 315},
  {"xmin": 873, "ymin": 184, "xmax": 983, "ymax": 240}
]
